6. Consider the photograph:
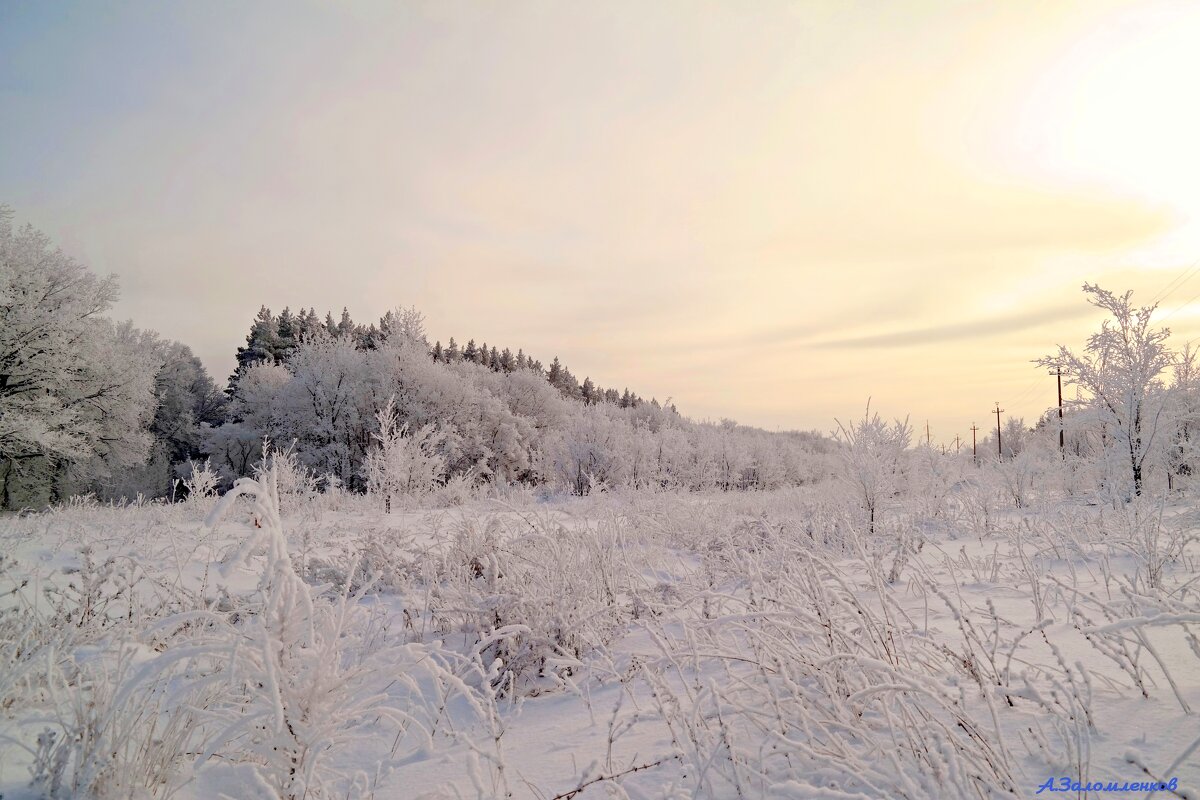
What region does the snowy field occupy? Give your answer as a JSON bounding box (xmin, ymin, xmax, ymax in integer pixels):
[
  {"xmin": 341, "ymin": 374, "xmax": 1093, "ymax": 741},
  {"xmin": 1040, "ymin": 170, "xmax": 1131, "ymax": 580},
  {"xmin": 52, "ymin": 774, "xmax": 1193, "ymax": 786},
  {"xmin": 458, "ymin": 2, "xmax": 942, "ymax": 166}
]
[{"xmin": 1, "ymin": 472, "xmax": 1198, "ymax": 800}]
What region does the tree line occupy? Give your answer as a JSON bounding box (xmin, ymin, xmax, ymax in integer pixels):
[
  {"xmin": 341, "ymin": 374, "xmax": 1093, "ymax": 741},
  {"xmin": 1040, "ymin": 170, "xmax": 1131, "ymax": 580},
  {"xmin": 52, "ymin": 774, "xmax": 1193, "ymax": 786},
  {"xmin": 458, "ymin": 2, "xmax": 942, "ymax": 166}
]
[
  {"xmin": 0, "ymin": 208, "xmax": 831, "ymax": 509},
  {"xmin": 9, "ymin": 203, "xmax": 1190, "ymax": 514}
]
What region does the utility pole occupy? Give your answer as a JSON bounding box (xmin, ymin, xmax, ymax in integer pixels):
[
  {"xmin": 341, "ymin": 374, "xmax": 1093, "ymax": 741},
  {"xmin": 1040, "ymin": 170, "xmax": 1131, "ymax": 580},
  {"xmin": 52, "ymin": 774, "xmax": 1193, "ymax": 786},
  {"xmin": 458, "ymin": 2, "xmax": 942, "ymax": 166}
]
[
  {"xmin": 970, "ymin": 424, "xmax": 979, "ymax": 465},
  {"xmin": 1053, "ymin": 366, "xmax": 1065, "ymax": 459},
  {"xmin": 994, "ymin": 402, "xmax": 1005, "ymax": 460},
  {"xmin": 925, "ymin": 420, "xmax": 931, "ymax": 447},
  {"xmin": 954, "ymin": 434, "xmax": 961, "ymax": 452}
]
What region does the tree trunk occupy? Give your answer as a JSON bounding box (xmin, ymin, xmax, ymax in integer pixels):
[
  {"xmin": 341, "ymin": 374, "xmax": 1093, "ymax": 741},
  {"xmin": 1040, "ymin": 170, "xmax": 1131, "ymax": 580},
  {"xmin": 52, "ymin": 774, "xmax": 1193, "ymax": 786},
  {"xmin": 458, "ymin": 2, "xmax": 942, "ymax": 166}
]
[{"xmin": 0, "ymin": 458, "xmax": 12, "ymax": 511}]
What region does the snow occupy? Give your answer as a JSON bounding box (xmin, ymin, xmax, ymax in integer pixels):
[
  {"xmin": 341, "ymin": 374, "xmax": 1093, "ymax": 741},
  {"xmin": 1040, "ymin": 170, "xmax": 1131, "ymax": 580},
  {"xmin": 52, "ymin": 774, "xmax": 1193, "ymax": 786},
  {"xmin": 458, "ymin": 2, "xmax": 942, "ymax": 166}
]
[{"xmin": 1, "ymin": 477, "xmax": 1199, "ymax": 799}]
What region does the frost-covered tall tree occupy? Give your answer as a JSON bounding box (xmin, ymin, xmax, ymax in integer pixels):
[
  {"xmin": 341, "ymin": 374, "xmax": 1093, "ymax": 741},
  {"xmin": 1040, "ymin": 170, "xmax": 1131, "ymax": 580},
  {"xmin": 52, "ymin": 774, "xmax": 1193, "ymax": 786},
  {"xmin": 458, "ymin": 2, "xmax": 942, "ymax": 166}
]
[
  {"xmin": 0, "ymin": 208, "xmax": 160, "ymax": 507},
  {"xmin": 1038, "ymin": 284, "xmax": 1174, "ymax": 497}
]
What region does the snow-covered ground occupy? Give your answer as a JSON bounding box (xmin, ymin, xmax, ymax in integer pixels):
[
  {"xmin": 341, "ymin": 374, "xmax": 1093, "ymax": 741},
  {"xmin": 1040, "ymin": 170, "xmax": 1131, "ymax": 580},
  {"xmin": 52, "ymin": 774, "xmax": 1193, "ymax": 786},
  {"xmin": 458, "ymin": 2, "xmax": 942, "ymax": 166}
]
[{"xmin": 1, "ymin": 476, "xmax": 1198, "ymax": 799}]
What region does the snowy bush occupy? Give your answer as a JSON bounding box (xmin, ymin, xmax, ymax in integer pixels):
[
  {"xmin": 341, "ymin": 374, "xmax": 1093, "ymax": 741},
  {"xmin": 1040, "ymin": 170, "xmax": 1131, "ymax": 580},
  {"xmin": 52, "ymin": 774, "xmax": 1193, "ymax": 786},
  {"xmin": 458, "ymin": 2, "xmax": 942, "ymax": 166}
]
[
  {"xmin": 835, "ymin": 402, "xmax": 912, "ymax": 533},
  {"xmin": 364, "ymin": 396, "xmax": 447, "ymax": 512},
  {"xmin": 181, "ymin": 458, "xmax": 219, "ymax": 504}
]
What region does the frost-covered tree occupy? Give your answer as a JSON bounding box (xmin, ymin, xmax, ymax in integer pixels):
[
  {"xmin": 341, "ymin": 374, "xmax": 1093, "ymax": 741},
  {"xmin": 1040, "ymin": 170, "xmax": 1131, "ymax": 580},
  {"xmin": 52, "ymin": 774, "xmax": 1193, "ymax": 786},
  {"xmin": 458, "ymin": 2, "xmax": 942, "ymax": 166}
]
[
  {"xmin": 1003, "ymin": 417, "xmax": 1032, "ymax": 460},
  {"xmin": 297, "ymin": 306, "xmax": 323, "ymax": 341},
  {"xmin": 0, "ymin": 208, "xmax": 161, "ymax": 508},
  {"xmin": 205, "ymin": 361, "xmax": 292, "ymax": 482},
  {"xmin": 100, "ymin": 339, "xmax": 227, "ymax": 500},
  {"xmin": 229, "ymin": 306, "xmax": 279, "ymax": 390},
  {"xmin": 276, "ymin": 306, "xmax": 300, "ymax": 363},
  {"xmin": 335, "ymin": 307, "xmax": 355, "ymax": 339},
  {"xmin": 553, "ymin": 404, "xmax": 627, "ymax": 495},
  {"xmin": 835, "ymin": 402, "xmax": 912, "ymax": 532},
  {"xmin": 1038, "ymin": 284, "xmax": 1174, "ymax": 497},
  {"xmin": 378, "ymin": 305, "xmax": 426, "ymax": 346},
  {"xmin": 1164, "ymin": 345, "xmax": 1200, "ymax": 490},
  {"xmin": 278, "ymin": 331, "xmax": 376, "ymax": 487},
  {"xmin": 364, "ymin": 395, "xmax": 446, "ymax": 511}
]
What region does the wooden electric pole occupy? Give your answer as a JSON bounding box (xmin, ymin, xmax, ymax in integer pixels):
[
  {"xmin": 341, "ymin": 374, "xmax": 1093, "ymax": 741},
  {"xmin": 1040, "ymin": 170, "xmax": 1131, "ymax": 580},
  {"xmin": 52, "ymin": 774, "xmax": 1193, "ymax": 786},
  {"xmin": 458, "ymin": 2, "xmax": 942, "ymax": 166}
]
[
  {"xmin": 925, "ymin": 420, "xmax": 931, "ymax": 447},
  {"xmin": 1054, "ymin": 366, "xmax": 1065, "ymax": 459},
  {"xmin": 994, "ymin": 402, "xmax": 1005, "ymax": 460},
  {"xmin": 970, "ymin": 424, "xmax": 979, "ymax": 465}
]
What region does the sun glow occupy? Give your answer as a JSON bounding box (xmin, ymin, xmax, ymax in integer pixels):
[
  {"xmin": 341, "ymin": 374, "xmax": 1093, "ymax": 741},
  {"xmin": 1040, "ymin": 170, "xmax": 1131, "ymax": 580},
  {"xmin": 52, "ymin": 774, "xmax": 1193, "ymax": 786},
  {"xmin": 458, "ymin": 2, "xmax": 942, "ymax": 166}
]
[{"xmin": 1002, "ymin": 2, "xmax": 1200, "ymax": 267}]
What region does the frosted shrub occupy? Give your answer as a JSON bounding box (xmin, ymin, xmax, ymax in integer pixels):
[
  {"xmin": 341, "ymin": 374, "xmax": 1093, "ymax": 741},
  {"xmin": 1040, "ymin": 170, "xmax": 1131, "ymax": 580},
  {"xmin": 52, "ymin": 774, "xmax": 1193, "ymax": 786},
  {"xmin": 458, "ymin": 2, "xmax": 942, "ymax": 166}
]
[
  {"xmin": 181, "ymin": 459, "xmax": 219, "ymax": 505},
  {"xmin": 907, "ymin": 444, "xmax": 961, "ymax": 521},
  {"xmin": 263, "ymin": 442, "xmax": 319, "ymax": 505},
  {"xmin": 1105, "ymin": 496, "xmax": 1192, "ymax": 589},
  {"xmin": 30, "ymin": 643, "xmax": 218, "ymax": 800},
  {"xmin": 431, "ymin": 513, "xmax": 630, "ymax": 696},
  {"xmin": 995, "ymin": 448, "xmax": 1047, "ymax": 510},
  {"xmin": 10, "ymin": 460, "xmax": 502, "ymax": 800},
  {"xmin": 638, "ymin": 550, "xmax": 1021, "ymax": 798},
  {"xmin": 202, "ymin": 467, "xmax": 372, "ymax": 796},
  {"xmin": 364, "ymin": 395, "xmax": 447, "ymax": 512},
  {"xmin": 835, "ymin": 402, "xmax": 911, "ymax": 533},
  {"xmin": 959, "ymin": 474, "xmax": 1000, "ymax": 535},
  {"xmin": 432, "ymin": 469, "xmax": 478, "ymax": 507}
]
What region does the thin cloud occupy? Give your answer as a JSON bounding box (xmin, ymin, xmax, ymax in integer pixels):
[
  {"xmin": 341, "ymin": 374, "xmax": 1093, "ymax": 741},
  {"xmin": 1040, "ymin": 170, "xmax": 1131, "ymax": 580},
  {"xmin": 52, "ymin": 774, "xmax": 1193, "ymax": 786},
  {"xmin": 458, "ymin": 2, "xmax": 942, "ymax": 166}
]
[{"xmin": 811, "ymin": 304, "xmax": 1095, "ymax": 349}]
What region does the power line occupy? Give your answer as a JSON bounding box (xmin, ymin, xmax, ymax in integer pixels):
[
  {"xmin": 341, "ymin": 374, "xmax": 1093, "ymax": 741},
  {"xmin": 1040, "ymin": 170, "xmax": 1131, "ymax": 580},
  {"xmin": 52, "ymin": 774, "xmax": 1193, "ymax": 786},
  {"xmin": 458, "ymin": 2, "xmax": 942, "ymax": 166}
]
[
  {"xmin": 1157, "ymin": 280, "xmax": 1200, "ymax": 326},
  {"xmin": 1006, "ymin": 371, "xmax": 1047, "ymax": 409},
  {"xmin": 1151, "ymin": 256, "xmax": 1200, "ymax": 307}
]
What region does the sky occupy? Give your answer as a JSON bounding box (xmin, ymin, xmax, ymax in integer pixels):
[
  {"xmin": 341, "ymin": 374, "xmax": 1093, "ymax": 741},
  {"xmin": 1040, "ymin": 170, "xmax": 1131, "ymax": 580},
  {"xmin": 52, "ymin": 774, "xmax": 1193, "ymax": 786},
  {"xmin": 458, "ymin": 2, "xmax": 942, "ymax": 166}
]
[{"xmin": 4, "ymin": 0, "xmax": 1200, "ymax": 444}]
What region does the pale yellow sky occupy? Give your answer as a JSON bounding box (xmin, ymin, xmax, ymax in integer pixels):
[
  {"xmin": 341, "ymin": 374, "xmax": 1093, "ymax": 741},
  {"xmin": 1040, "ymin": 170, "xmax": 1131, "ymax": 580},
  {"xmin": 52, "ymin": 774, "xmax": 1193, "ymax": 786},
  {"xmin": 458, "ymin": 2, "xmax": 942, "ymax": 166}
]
[{"xmin": 4, "ymin": 0, "xmax": 1200, "ymax": 440}]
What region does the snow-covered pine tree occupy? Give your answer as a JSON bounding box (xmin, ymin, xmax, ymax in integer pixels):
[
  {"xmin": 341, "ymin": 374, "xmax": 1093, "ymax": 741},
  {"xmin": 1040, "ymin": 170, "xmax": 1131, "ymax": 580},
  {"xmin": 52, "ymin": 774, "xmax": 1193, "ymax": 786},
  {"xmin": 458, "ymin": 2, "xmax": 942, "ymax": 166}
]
[
  {"xmin": 336, "ymin": 307, "xmax": 355, "ymax": 339},
  {"xmin": 276, "ymin": 307, "xmax": 299, "ymax": 362},
  {"xmin": 230, "ymin": 306, "xmax": 280, "ymax": 390}
]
